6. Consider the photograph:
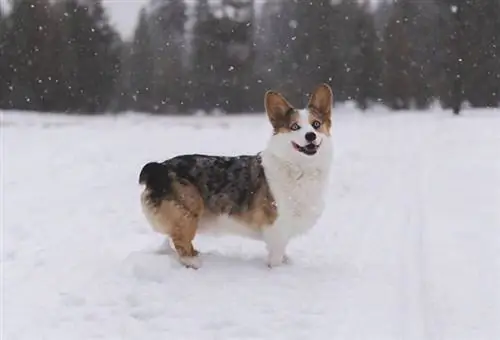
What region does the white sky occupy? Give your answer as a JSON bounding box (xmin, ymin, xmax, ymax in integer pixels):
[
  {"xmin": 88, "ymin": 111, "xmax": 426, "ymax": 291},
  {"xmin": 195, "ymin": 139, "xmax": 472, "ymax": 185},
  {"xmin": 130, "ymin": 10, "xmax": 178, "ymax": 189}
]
[
  {"xmin": 0, "ymin": 0, "xmax": 379, "ymax": 40},
  {"xmin": 103, "ymin": 0, "xmax": 148, "ymax": 38},
  {"xmin": 105, "ymin": 0, "xmax": 380, "ymax": 39}
]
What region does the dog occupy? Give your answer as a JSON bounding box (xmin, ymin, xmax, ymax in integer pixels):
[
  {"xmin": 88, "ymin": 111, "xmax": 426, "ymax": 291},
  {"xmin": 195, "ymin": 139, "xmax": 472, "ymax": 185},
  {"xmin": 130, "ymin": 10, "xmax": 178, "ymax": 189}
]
[{"xmin": 139, "ymin": 84, "xmax": 333, "ymax": 269}]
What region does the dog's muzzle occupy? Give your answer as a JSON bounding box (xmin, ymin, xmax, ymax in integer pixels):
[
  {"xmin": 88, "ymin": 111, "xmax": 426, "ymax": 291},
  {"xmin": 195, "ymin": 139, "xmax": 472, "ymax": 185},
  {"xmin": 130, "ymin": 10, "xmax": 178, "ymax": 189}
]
[{"xmin": 292, "ymin": 141, "xmax": 321, "ymax": 155}]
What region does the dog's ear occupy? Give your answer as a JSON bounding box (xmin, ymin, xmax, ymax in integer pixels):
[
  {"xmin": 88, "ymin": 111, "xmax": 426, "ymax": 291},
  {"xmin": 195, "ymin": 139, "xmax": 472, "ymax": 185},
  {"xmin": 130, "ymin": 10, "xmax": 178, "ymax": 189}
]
[
  {"xmin": 308, "ymin": 83, "xmax": 333, "ymax": 120},
  {"xmin": 264, "ymin": 90, "xmax": 294, "ymax": 129}
]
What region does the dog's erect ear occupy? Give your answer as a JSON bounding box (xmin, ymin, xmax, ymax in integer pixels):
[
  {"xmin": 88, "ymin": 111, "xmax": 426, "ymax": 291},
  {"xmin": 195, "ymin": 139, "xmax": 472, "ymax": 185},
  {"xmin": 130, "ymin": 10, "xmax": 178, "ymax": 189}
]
[
  {"xmin": 264, "ymin": 90, "xmax": 294, "ymax": 128},
  {"xmin": 308, "ymin": 83, "xmax": 333, "ymax": 120}
]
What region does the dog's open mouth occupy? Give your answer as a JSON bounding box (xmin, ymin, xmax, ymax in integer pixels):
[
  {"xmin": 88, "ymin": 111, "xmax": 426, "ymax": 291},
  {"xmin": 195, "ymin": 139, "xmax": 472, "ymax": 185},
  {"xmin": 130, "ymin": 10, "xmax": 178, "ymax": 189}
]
[{"xmin": 292, "ymin": 141, "xmax": 321, "ymax": 155}]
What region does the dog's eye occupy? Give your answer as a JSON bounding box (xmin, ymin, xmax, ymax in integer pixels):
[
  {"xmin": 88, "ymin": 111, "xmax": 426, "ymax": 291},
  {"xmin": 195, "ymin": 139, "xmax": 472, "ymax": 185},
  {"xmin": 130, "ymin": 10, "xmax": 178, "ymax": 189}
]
[
  {"xmin": 312, "ymin": 120, "xmax": 321, "ymax": 129},
  {"xmin": 290, "ymin": 123, "xmax": 301, "ymax": 131}
]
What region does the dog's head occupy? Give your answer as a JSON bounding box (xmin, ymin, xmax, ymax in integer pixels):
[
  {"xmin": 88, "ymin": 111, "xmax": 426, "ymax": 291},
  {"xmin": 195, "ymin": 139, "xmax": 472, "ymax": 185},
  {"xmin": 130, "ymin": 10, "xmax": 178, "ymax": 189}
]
[{"xmin": 264, "ymin": 84, "xmax": 333, "ymax": 166}]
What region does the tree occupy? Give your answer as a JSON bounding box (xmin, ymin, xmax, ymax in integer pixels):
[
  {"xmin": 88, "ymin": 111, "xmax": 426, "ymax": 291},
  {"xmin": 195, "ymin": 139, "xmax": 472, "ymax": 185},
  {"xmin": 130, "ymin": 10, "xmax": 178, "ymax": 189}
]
[
  {"xmin": 258, "ymin": 0, "xmax": 336, "ymax": 105},
  {"xmin": 216, "ymin": 0, "xmax": 256, "ymax": 113},
  {"xmin": 382, "ymin": 0, "xmax": 414, "ymax": 110},
  {"xmin": 128, "ymin": 8, "xmax": 155, "ymax": 112},
  {"xmin": 461, "ymin": 0, "xmax": 500, "ymax": 107},
  {"xmin": 189, "ymin": 0, "xmax": 257, "ymax": 113},
  {"xmin": 0, "ymin": 4, "xmax": 7, "ymax": 107},
  {"xmin": 347, "ymin": 1, "xmax": 383, "ymax": 110},
  {"xmin": 148, "ymin": 0, "xmax": 188, "ymax": 113},
  {"xmin": 54, "ymin": 0, "xmax": 121, "ymax": 113},
  {"xmin": 1, "ymin": 0, "xmax": 56, "ymax": 110},
  {"xmin": 437, "ymin": 0, "xmax": 465, "ymax": 114},
  {"xmin": 86, "ymin": 0, "xmax": 122, "ymax": 112},
  {"xmin": 437, "ymin": 0, "xmax": 500, "ymax": 113},
  {"xmin": 255, "ymin": 0, "xmax": 295, "ymax": 99},
  {"xmin": 190, "ymin": 0, "xmax": 225, "ymax": 112}
]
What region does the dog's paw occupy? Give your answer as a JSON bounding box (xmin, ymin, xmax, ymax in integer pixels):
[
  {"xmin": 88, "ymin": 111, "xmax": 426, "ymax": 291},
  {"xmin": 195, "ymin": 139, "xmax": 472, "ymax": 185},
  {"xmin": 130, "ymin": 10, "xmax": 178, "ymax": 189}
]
[
  {"xmin": 266, "ymin": 255, "xmax": 285, "ymax": 268},
  {"xmin": 179, "ymin": 256, "xmax": 201, "ymax": 270},
  {"xmin": 282, "ymin": 254, "xmax": 292, "ymax": 264}
]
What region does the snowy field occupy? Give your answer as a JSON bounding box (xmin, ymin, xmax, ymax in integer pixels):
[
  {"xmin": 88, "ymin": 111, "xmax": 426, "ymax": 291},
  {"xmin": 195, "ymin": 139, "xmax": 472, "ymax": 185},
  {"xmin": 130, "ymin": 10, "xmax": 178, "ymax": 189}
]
[{"xmin": 2, "ymin": 107, "xmax": 500, "ymax": 340}]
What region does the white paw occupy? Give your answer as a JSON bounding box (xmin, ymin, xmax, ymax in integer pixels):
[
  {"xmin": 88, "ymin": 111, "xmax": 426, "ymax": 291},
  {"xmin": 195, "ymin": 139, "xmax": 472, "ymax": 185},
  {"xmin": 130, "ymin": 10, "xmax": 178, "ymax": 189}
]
[
  {"xmin": 266, "ymin": 255, "xmax": 285, "ymax": 268},
  {"xmin": 179, "ymin": 256, "xmax": 201, "ymax": 269}
]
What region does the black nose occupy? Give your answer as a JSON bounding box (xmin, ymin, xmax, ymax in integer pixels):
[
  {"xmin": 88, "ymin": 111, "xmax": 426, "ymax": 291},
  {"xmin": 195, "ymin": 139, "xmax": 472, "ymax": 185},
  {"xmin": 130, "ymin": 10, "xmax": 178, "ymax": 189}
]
[{"xmin": 305, "ymin": 132, "xmax": 316, "ymax": 142}]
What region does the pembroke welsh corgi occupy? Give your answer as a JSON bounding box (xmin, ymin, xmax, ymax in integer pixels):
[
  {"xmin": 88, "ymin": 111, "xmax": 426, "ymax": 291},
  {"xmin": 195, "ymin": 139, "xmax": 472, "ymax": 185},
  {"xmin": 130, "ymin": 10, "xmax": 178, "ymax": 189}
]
[{"xmin": 139, "ymin": 84, "xmax": 333, "ymax": 269}]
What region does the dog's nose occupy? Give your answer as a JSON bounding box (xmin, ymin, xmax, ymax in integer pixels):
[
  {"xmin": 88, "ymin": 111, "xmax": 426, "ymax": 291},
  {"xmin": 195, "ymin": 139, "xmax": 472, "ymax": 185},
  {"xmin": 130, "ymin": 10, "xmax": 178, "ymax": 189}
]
[{"xmin": 305, "ymin": 132, "xmax": 316, "ymax": 142}]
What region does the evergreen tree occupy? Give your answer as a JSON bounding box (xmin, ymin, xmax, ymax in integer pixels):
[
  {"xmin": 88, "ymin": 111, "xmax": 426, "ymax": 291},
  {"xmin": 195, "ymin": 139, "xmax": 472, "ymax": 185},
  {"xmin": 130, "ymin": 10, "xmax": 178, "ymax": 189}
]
[
  {"xmin": 435, "ymin": 0, "xmax": 464, "ymax": 113},
  {"xmin": 405, "ymin": 0, "xmax": 438, "ymax": 109},
  {"xmin": 382, "ymin": 0, "xmax": 413, "ymax": 110},
  {"xmin": 190, "ymin": 0, "xmax": 225, "ymax": 112},
  {"xmin": 329, "ymin": 0, "xmax": 362, "ymax": 103},
  {"xmin": 87, "ymin": 0, "xmax": 122, "ymax": 112},
  {"xmin": 381, "ymin": 0, "xmax": 439, "ymax": 111},
  {"xmin": 128, "ymin": 9, "xmax": 155, "ymax": 112},
  {"xmin": 255, "ymin": 0, "xmax": 294, "ymax": 98},
  {"xmin": 190, "ymin": 0, "xmax": 256, "ymax": 113},
  {"xmin": 0, "ymin": 4, "xmax": 7, "ymax": 107},
  {"xmin": 461, "ymin": 0, "xmax": 500, "ymax": 107},
  {"xmin": 1, "ymin": 0, "xmax": 56, "ymax": 110},
  {"xmin": 437, "ymin": 0, "xmax": 500, "ymax": 113},
  {"xmin": 54, "ymin": 0, "xmax": 120, "ymax": 113},
  {"xmin": 148, "ymin": 0, "xmax": 188, "ymax": 113},
  {"xmin": 114, "ymin": 40, "xmax": 134, "ymax": 112},
  {"xmin": 216, "ymin": 0, "xmax": 256, "ymax": 113},
  {"xmin": 285, "ymin": 0, "xmax": 335, "ymax": 105},
  {"xmin": 353, "ymin": 3, "xmax": 383, "ymax": 110},
  {"xmin": 327, "ymin": 0, "xmax": 384, "ymax": 109}
]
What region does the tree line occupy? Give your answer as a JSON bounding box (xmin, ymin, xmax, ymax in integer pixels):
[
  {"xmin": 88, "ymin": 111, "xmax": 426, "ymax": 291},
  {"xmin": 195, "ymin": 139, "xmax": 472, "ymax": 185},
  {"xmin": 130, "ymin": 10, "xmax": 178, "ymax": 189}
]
[{"xmin": 0, "ymin": 0, "xmax": 499, "ymax": 114}]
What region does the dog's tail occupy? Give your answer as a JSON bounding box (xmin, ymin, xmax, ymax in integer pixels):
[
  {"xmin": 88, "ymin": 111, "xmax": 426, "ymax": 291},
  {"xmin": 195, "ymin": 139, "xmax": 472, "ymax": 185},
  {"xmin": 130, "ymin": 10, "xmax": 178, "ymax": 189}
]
[{"xmin": 139, "ymin": 162, "xmax": 170, "ymax": 189}]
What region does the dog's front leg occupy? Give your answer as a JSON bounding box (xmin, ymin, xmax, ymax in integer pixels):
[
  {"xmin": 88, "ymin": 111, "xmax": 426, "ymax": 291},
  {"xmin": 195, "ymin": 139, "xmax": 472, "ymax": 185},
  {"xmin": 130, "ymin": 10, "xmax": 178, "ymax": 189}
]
[{"xmin": 263, "ymin": 226, "xmax": 289, "ymax": 268}]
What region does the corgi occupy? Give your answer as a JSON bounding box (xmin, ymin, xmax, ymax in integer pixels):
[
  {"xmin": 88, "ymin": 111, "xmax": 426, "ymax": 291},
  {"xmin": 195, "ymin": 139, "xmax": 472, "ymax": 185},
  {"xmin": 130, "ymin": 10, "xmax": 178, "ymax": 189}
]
[{"xmin": 139, "ymin": 84, "xmax": 333, "ymax": 269}]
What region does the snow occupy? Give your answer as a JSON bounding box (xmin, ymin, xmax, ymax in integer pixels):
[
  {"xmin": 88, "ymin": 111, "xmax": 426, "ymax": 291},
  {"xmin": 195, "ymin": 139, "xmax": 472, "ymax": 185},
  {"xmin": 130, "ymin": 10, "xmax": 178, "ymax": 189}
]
[{"xmin": 2, "ymin": 107, "xmax": 500, "ymax": 340}]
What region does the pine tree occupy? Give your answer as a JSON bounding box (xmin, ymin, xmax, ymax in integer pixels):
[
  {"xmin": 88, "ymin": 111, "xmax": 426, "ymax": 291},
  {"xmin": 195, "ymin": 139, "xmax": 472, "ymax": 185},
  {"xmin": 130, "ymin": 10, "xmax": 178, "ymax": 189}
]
[
  {"xmin": 382, "ymin": 0, "xmax": 413, "ymax": 110},
  {"xmin": 255, "ymin": 0, "xmax": 294, "ymax": 98},
  {"xmin": 87, "ymin": 0, "xmax": 122, "ymax": 112},
  {"xmin": 148, "ymin": 0, "xmax": 188, "ymax": 113},
  {"xmin": 0, "ymin": 4, "xmax": 7, "ymax": 107},
  {"xmin": 216, "ymin": 0, "xmax": 256, "ymax": 113},
  {"xmin": 128, "ymin": 9, "xmax": 155, "ymax": 112},
  {"xmin": 114, "ymin": 40, "xmax": 134, "ymax": 112},
  {"xmin": 290, "ymin": 0, "xmax": 335, "ymax": 104},
  {"xmin": 329, "ymin": 0, "xmax": 358, "ymax": 102},
  {"xmin": 2, "ymin": 0, "xmax": 56, "ymax": 110},
  {"xmin": 435, "ymin": 0, "xmax": 464, "ymax": 113},
  {"xmin": 405, "ymin": 0, "xmax": 437, "ymax": 109},
  {"xmin": 53, "ymin": 0, "xmax": 121, "ymax": 113},
  {"xmin": 353, "ymin": 3, "xmax": 383, "ymax": 110},
  {"xmin": 436, "ymin": 0, "xmax": 500, "ymax": 113},
  {"xmin": 190, "ymin": 0, "xmax": 225, "ymax": 112},
  {"xmin": 461, "ymin": 0, "xmax": 500, "ymax": 107}
]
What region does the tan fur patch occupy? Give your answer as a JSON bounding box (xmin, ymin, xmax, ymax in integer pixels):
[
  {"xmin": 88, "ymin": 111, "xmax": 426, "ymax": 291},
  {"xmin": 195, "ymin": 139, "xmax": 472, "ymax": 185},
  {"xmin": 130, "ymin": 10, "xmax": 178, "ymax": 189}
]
[
  {"xmin": 233, "ymin": 184, "xmax": 277, "ymax": 228},
  {"xmin": 142, "ymin": 172, "xmax": 277, "ymax": 260},
  {"xmin": 308, "ymin": 107, "xmax": 332, "ymax": 136},
  {"xmin": 142, "ymin": 181, "xmax": 204, "ymax": 259},
  {"xmin": 264, "ymin": 91, "xmax": 298, "ymax": 134},
  {"xmin": 273, "ymin": 110, "xmax": 300, "ymax": 134},
  {"xmin": 308, "ymin": 83, "xmax": 333, "ymax": 136}
]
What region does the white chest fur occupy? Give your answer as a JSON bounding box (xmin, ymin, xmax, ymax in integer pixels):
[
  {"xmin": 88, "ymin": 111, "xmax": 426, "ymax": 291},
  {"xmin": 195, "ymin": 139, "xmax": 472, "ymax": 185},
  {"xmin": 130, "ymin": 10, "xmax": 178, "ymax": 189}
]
[{"xmin": 262, "ymin": 152, "xmax": 330, "ymax": 239}]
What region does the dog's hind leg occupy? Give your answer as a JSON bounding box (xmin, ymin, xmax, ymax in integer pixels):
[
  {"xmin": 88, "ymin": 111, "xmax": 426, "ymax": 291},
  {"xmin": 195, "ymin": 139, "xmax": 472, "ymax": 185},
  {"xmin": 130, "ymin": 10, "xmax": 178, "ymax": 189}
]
[
  {"xmin": 162, "ymin": 182, "xmax": 204, "ymax": 269},
  {"xmin": 171, "ymin": 218, "xmax": 201, "ymax": 269}
]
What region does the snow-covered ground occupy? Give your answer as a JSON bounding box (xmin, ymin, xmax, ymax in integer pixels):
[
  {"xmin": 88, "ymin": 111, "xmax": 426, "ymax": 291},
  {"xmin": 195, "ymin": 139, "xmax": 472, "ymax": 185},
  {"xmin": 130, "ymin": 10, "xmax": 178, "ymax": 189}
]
[{"xmin": 2, "ymin": 107, "xmax": 500, "ymax": 340}]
